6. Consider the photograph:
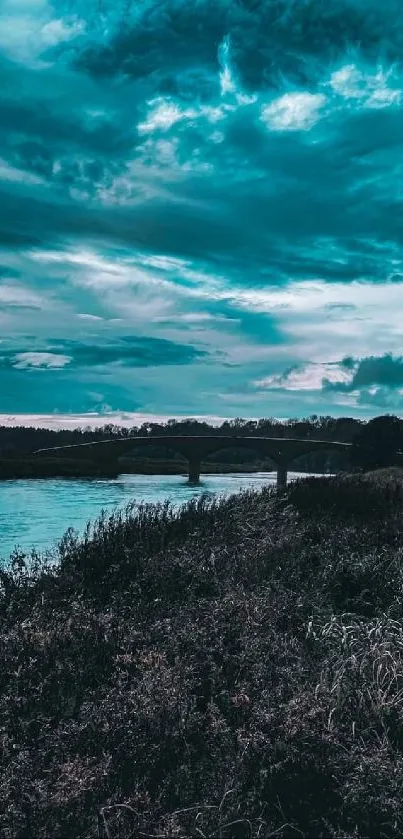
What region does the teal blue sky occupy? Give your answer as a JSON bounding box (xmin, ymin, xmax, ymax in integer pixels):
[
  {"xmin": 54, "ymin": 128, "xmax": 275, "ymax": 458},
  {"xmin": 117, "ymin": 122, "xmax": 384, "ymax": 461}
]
[{"xmin": 1, "ymin": 0, "xmax": 403, "ymax": 425}]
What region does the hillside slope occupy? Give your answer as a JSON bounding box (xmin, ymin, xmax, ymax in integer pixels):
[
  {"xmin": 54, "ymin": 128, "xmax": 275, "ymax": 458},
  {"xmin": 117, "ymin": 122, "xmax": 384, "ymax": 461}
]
[{"xmin": 2, "ymin": 474, "xmax": 403, "ymax": 838}]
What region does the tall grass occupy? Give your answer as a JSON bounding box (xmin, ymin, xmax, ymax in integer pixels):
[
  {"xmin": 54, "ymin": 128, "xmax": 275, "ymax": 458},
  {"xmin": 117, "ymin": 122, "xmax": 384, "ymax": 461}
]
[{"xmin": 1, "ymin": 473, "xmax": 403, "ymax": 837}]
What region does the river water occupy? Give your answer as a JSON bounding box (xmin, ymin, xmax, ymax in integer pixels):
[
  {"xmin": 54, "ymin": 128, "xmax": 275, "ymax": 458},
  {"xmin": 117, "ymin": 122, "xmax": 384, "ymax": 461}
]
[{"xmin": 0, "ymin": 470, "xmax": 318, "ymax": 561}]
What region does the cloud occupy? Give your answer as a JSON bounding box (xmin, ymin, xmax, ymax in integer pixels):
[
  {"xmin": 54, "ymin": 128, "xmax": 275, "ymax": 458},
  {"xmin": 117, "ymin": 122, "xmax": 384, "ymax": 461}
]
[
  {"xmin": 328, "ymin": 63, "xmax": 401, "ymax": 108},
  {"xmin": 324, "ymin": 354, "xmax": 403, "ymax": 392},
  {"xmin": 261, "ymin": 92, "xmax": 327, "ymax": 131},
  {"xmin": 73, "ymin": 0, "xmax": 403, "ymax": 91},
  {"xmin": 1, "ymin": 0, "xmax": 403, "ymax": 419},
  {"xmin": 0, "ymin": 1, "xmax": 85, "ymax": 67},
  {"xmin": 0, "ymin": 283, "xmax": 46, "ymax": 309},
  {"xmin": 0, "ymin": 411, "xmax": 229, "ymax": 430},
  {"xmin": 138, "ymin": 99, "xmax": 199, "ymax": 134},
  {"xmin": 1, "ymin": 336, "xmax": 208, "ymax": 371},
  {"xmin": 255, "ymin": 361, "xmax": 353, "ymax": 392},
  {"xmin": 254, "ymin": 353, "xmax": 403, "ymax": 413},
  {"xmin": 12, "ymin": 352, "xmax": 72, "ymax": 369}
]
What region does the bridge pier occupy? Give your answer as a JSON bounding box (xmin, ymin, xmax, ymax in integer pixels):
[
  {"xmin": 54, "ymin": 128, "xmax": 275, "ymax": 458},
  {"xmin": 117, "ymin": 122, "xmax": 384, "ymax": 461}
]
[
  {"xmin": 94, "ymin": 459, "xmax": 119, "ymax": 478},
  {"xmin": 276, "ymin": 463, "xmax": 288, "ymax": 492},
  {"xmin": 188, "ymin": 457, "xmax": 201, "ymax": 484}
]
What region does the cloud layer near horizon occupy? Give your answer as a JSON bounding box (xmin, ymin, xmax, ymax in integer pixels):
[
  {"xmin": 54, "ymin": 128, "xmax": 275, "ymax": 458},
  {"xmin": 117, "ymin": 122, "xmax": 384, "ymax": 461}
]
[{"xmin": 1, "ymin": 0, "xmax": 403, "ymax": 421}]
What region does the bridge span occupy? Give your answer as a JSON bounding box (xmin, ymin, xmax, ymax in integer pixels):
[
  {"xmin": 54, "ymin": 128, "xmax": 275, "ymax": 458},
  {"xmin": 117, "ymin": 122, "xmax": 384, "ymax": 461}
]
[{"xmin": 34, "ymin": 435, "xmax": 352, "ymax": 490}]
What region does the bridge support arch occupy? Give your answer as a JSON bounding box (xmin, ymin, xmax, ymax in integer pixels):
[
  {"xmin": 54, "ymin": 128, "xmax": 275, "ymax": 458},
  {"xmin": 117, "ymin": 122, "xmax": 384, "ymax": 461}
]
[
  {"xmin": 187, "ymin": 454, "xmax": 288, "ymax": 490},
  {"xmin": 33, "ymin": 435, "xmax": 352, "ymax": 490}
]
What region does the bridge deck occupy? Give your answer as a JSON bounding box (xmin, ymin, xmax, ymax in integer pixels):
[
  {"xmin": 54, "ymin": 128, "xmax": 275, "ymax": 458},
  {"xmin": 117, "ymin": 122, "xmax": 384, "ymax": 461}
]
[
  {"xmin": 35, "ymin": 434, "xmax": 352, "ymax": 454},
  {"xmin": 33, "ymin": 435, "xmax": 351, "ymax": 488}
]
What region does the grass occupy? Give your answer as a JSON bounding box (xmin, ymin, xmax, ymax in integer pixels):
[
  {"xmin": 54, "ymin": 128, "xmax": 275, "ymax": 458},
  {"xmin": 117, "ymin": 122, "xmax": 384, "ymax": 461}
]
[{"xmin": 2, "ymin": 472, "xmax": 403, "ymax": 837}]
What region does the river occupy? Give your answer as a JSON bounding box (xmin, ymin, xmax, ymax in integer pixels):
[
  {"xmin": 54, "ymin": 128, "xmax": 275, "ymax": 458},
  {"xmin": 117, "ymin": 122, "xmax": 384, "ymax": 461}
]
[{"xmin": 0, "ymin": 470, "xmax": 320, "ymax": 561}]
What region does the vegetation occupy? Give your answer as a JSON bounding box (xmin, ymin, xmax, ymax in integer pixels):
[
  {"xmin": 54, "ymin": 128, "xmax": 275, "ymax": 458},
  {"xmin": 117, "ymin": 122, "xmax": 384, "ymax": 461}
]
[
  {"xmin": 0, "ymin": 458, "xmax": 119, "ymax": 479},
  {"xmin": 351, "ymin": 415, "xmax": 403, "ymax": 471},
  {"xmin": 2, "ymin": 471, "xmax": 403, "ymax": 837},
  {"xmin": 0, "ymin": 414, "xmax": 362, "ymax": 477},
  {"xmin": 0, "ymin": 414, "xmax": 359, "ymax": 461},
  {"xmin": 3, "ymin": 411, "xmax": 403, "ymax": 478},
  {"xmin": 0, "ymin": 455, "xmax": 266, "ymax": 480}
]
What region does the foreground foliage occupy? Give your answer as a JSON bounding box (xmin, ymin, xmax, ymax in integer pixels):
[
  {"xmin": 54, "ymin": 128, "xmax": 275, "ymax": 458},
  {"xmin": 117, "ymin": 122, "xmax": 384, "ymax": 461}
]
[{"xmin": 2, "ymin": 473, "xmax": 403, "ymax": 838}]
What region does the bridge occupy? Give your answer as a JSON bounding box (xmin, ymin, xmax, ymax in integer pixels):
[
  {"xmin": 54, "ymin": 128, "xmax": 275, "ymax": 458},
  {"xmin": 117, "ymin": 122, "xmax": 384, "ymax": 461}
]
[{"xmin": 33, "ymin": 435, "xmax": 352, "ymax": 490}]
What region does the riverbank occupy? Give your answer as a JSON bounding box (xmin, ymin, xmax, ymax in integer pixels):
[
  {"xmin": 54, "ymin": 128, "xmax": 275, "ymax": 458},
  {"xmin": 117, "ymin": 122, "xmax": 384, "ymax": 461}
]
[
  {"xmin": 2, "ymin": 472, "xmax": 403, "ymax": 837},
  {"xmin": 0, "ymin": 457, "xmax": 118, "ymax": 479},
  {"xmin": 0, "ymin": 456, "xmax": 324, "ymax": 480},
  {"xmin": 0, "ymin": 471, "xmax": 290, "ymax": 560}
]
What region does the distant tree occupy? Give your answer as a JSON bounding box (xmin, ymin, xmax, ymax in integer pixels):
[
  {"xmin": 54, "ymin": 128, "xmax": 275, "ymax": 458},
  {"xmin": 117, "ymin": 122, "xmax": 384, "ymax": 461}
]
[
  {"xmin": 333, "ymin": 417, "xmax": 362, "ymax": 442},
  {"xmin": 255, "ymin": 418, "xmax": 276, "ymax": 436},
  {"xmin": 351, "ymin": 415, "xmax": 403, "ymax": 471}
]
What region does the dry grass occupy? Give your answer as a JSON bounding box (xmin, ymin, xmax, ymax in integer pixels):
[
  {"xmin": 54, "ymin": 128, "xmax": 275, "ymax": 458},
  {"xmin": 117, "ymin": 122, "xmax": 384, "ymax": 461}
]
[
  {"xmin": 358, "ymin": 467, "xmax": 403, "ymax": 485},
  {"xmin": 1, "ymin": 474, "xmax": 403, "ymax": 837}
]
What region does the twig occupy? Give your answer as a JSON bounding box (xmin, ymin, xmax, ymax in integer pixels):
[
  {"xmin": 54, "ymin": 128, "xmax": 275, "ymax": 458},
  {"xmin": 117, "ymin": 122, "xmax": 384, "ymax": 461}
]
[
  {"xmin": 170, "ymin": 804, "xmax": 219, "ymax": 817},
  {"xmin": 99, "ymin": 809, "xmax": 112, "ymax": 839},
  {"xmin": 266, "ymin": 823, "xmax": 304, "ymax": 838}
]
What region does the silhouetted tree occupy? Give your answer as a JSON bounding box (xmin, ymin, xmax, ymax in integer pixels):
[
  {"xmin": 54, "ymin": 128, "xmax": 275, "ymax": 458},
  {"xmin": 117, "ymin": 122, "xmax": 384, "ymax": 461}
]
[{"xmin": 351, "ymin": 414, "xmax": 403, "ymax": 471}]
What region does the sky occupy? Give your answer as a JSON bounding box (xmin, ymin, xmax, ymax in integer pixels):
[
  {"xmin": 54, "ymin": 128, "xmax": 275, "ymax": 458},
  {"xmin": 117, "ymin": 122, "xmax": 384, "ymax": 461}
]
[{"xmin": 1, "ymin": 0, "xmax": 403, "ymax": 427}]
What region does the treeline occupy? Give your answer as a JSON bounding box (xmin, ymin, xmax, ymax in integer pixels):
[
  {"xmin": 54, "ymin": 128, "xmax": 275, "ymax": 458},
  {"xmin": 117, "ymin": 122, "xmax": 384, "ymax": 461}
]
[
  {"xmin": 0, "ymin": 414, "xmax": 361, "ymax": 453},
  {"xmin": 0, "ymin": 414, "xmax": 362, "ymax": 474},
  {"xmin": 1, "ymin": 413, "xmax": 402, "ymax": 473}
]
